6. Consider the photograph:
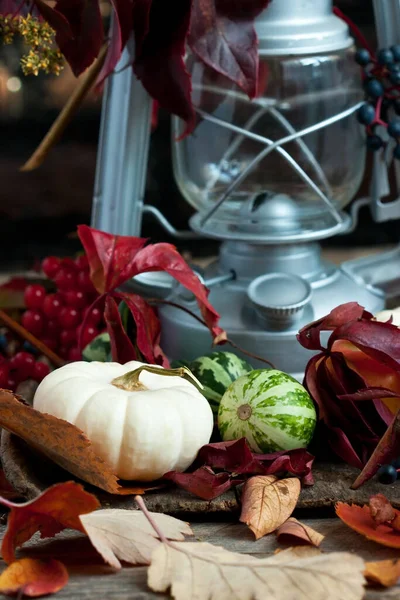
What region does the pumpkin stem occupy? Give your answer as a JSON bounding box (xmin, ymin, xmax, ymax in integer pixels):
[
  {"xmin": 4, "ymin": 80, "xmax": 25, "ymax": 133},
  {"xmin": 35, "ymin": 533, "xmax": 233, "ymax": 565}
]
[{"xmin": 111, "ymin": 365, "xmax": 203, "ymax": 393}]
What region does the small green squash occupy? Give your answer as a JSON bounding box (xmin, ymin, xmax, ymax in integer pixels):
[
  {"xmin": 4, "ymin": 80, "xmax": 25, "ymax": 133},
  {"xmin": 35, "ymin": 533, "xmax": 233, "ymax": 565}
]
[
  {"xmin": 218, "ymin": 369, "xmax": 317, "ymax": 453},
  {"xmin": 189, "ymin": 351, "xmax": 253, "ymax": 415}
]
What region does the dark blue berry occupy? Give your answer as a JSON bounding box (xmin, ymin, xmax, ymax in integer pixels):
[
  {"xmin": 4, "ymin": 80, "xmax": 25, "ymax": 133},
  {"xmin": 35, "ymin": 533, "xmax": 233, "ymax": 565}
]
[
  {"xmin": 355, "ymin": 48, "xmax": 371, "ymax": 66},
  {"xmin": 391, "ymin": 456, "xmax": 400, "ymax": 469},
  {"xmin": 0, "ymin": 334, "xmax": 7, "ymax": 350},
  {"xmin": 357, "ymin": 103, "xmax": 375, "ymax": 125},
  {"xmin": 378, "ymin": 464, "xmax": 398, "ymax": 484},
  {"xmin": 392, "ymin": 45, "xmax": 400, "ymax": 62},
  {"xmin": 390, "ymin": 71, "xmax": 400, "ymax": 85},
  {"xmin": 378, "ymin": 48, "xmax": 395, "ymax": 65},
  {"xmin": 367, "ymin": 135, "xmax": 384, "ymax": 151},
  {"xmin": 394, "ymin": 144, "xmax": 400, "ymax": 160},
  {"xmin": 365, "ymin": 78, "xmax": 385, "ymax": 98},
  {"xmin": 22, "ymin": 341, "xmax": 39, "ymax": 355},
  {"xmin": 393, "ymin": 99, "xmax": 400, "ymax": 115},
  {"xmin": 389, "ymin": 63, "xmax": 400, "ymax": 73},
  {"xmin": 388, "ymin": 119, "xmax": 400, "ymax": 137}
]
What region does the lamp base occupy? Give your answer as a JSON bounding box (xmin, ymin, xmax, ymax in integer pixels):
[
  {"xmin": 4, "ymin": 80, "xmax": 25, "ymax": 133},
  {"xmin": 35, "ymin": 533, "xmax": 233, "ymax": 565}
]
[{"xmin": 158, "ymin": 241, "xmax": 384, "ymax": 378}]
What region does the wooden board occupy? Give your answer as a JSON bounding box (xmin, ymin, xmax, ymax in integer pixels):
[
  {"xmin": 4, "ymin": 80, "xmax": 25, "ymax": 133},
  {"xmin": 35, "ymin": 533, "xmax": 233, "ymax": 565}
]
[
  {"xmin": 0, "ymin": 519, "xmax": 398, "ymax": 599},
  {"xmin": 3, "ymin": 431, "xmax": 400, "ymax": 515}
]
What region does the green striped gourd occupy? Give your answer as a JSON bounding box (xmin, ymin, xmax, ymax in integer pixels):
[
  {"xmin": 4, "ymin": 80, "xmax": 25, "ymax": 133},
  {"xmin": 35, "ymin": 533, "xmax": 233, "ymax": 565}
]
[
  {"xmin": 218, "ymin": 369, "xmax": 316, "ymax": 453},
  {"xmin": 189, "ymin": 352, "xmax": 253, "ymax": 415}
]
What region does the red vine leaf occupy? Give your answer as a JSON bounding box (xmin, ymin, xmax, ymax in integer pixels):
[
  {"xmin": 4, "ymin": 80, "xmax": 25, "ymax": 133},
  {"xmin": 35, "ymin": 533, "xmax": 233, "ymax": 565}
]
[
  {"xmin": 104, "ymin": 295, "xmax": 139, "ymax": 364},
  {"xmin": 189, "ymin": 0, "xmax": 271, "ymax": 98},
  {"xmin": 0, "ymin": 481, "xmax": 99, "ymax": 564}
]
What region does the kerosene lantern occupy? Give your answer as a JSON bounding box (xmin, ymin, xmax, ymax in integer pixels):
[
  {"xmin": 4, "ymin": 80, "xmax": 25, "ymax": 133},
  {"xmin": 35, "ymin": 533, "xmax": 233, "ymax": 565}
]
[{"xmin": 92, "ymin": 0, "xmax": 398, "ymax": 378}]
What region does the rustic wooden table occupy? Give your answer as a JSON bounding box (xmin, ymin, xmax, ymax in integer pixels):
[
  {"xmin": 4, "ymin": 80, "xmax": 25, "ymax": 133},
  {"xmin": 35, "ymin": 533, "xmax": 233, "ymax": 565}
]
[
  {"xmin": 1, "ymin": 519, "xmax": 398, "ymax": 599},
  {"xmin": 1, "ymin": 245, "xmax": 399, "ymax": 598}
]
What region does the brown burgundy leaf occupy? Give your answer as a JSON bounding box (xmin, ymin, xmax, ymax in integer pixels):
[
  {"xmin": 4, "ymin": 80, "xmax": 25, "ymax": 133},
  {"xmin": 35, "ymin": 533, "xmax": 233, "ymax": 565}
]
[
  {"xmin": 80, "ymin": 509, "xmax": 193, "ymax": 569},
  {"xmin": 0, "ymin": 558, "xmax": 68, "ymax": 597},
  {"xmin": 364, "ymin": 559, "xmax": 400, "ymax": 587},
  {"xmin": 0, "ymin": 481, "xmax": 99, "ymax": 564},
  {"xmin": 369, "ymin": 494, "xmax": 396, "ymax": 526},
  {"xmin": 0, "ymin": 391, "xmax": 149, "ymax": 495},
  {"xmin": 276, "ymin": 518, "xmax": 324, "ymax": 547},
  {"xmin": 239, "ymin": 475, "xmax": 300, "ymax": 539}
]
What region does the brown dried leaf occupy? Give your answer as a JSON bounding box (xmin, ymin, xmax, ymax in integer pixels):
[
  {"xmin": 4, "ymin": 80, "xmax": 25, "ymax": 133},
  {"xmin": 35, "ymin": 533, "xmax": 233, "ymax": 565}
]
[
  {"xmin": 0, "ymin": 391, "xmax": 148, "ymax": 495},
  {"xmin": 240, "ymin": 475, "xmax": 300, "ymax": 539},
  {"xmin": 276, "ymin": 518, "xmax": 324, "ymax": 547},
  {"xmin": 364, "ymin": 559, "xmax": 400, "ymax": 587},
  {"xmin": 80, "ymin": 509, "xmax": 193, "ymax": 569},
  {"xmin": 369, "ymin": 494, "xmax": 396, "ymax": 526},
  {"xmin": 148, "ymin": 541, "xmax": 365, "ymax": 600}
]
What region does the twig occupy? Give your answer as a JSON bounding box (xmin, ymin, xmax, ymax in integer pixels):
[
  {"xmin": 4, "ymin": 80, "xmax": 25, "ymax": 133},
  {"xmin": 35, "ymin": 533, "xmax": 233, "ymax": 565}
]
[
  {"xmin": 0, "ymin": 309, "xmax": 65, "ymax": 368},
  {"xmin": 20, "ymin": 43, "xmax": 108, "ymax": 171},
  {"xmin": 149, "ymin": 298, "xmax": 276, "ymax": 368},
  {"xmin": 134, "ymin": 495, "xmax": 168, "ymax": 544}
]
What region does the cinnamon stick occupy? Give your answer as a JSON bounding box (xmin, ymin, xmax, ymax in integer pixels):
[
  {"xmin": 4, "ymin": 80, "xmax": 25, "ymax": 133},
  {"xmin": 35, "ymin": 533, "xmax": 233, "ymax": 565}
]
[{"xmin": 0, "ymin": 309, "xmax": 65, "ymax": 368}]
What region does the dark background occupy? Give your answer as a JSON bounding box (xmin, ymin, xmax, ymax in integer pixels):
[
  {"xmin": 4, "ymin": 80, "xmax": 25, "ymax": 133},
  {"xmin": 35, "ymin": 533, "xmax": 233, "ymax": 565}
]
[{"xmin": 0, "ymin": 0, "xmax": 389, "ymax": 269}]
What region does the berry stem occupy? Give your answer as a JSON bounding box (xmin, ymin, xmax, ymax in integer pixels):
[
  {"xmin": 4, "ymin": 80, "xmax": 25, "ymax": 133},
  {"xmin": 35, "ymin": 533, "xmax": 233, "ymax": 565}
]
[
  {"xmin": 374, "ymin": 96, "xmax": 387, "ymax": 127},
  {"xmin": 334, "ymin": 7, "xmax": 375, "ymax": 58}
]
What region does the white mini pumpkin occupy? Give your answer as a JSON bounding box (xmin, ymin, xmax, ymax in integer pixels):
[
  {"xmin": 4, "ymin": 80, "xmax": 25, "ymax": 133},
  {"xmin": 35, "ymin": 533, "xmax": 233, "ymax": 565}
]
[{"xmin": 33, "ymin": 360, "xmax": 214, "ymax": 481}]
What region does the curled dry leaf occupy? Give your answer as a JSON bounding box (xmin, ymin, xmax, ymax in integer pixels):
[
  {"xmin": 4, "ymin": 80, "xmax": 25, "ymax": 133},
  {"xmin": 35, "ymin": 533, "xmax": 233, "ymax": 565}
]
[
  {"xmin": 0, "ymin": 481, "xmax": 99, "ymax": 564},
  {"xmin": 0, "ymin": 391, "xmax": 149, "ymax": 495},
  {"xmin": 336, "ymin": 502, "xmax": 400, "ymax": 549},
  {"xmin": 0, "ymin": 470, "xmax": 20, "ymax": 501},
  {"xmin": 80, "ymin": 509, "xmax": 193, "ymax": 570},
  {"xmin": 276, "ymin": 518, "xmax": 324, "ymax": 547},
  {"xmin": 0, "ymin": 558, "xmax": 68, "ymax": 598},
  {"xmin": 240, "ymin": 475, "xmax": 301, "ymax": 539},
  {"xmin": 364, "ymin": 559, "xmax": 400, "ymax": 588},
  {"xmin": 148, "ymin": 541, "xmax": 365, "ymax": 600}
]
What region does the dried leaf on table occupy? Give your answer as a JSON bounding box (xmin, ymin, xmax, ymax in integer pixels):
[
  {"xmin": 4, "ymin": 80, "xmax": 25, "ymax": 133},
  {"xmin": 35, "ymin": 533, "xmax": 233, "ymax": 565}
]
[
  {"xmin": 0, "ymin": 558, "xmax": 68, "ymax": 597},
  {"xmin": 369, "ymin": 494, "xmax": 396, "ymax": 526},
  {"xmin": 80, "ymin": 509, "xmax": 193, "ymax": 569},
  {"xmin": 276, "ymin": 518, "xmax": 324, "ymax": 547},
  {"xmin": 364, "ymin": 559, "xmax": 400, "ymax": 588},
  {"xmin": 0, "ymin": 390, "xmax": 151, "ymax": 495},
  {"xmin": 148, "ymin": 541, "xmax": 365, "ymax": 600},
  {"xmin": 336, "ymin": 501, "xmax": 400, "ymax": 549},
  {"xmin": 0, "ymin": 481, "xmax": 99, "ymax": 564},
  {"xmin": 239, "ymin": 475, "xmax": 301, "ymax": 539},
  {"xmin": 164, "ymin": 467, "xmax": 237, "ymax": 501}
]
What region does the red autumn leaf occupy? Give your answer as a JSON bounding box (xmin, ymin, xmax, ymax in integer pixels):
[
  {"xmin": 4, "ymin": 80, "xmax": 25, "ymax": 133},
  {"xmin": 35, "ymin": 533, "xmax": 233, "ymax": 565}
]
[
  {"xmin": 164, "ymin": 467, "xmax": 237, "ymax": 501},
  {"xmin": 116, "ymin": 292, "xmax": 168, "ymax": 366},
  {"xmin": 54, "ymin": 0, "xmax": 104, "ymax": 76},
  {"xmin": 165, "ymin": 438, "xmax": 314, "ymax": 499},
  {"xmin": 134, "ymin": 0, "xmax": 194, "ymax": 125},
  {"xmin": 351, "ymin": 410, "xmax": 400, "ymax": 490},
  {"xmin": 34, "ymin": 0, "xmax": 73, "ymax": 43},
  {"xmin": 77, "ymin": 225, "xmax": 148, "ymax": 294},
  {"xmin": 104, "ymin": 295, "xmax": 139, "ymax": 364},
  {"xmin": 96, "ymin": 0, "xmax": 136, "ymax": 88},
  {"xmin": 0, "ymin": 481, "xmax": 99, "ymax": 564},
  {"xmin": 369, "ymin": 494, "xmax": 396, "ymax": 526},
  {"xmin": 188, "ymin": 0, "xmax": 271, "ymax": 98},
  {"xmin": 131, "ymin": 242, "xmax": 223, "ymax": 338},
  {"xmin": 336, "ymin": 501, "xmax": 400, "ymax": 549},
  {"xmin": 0, "ymin": 558, "xmax": 68, "ymax": 597}
]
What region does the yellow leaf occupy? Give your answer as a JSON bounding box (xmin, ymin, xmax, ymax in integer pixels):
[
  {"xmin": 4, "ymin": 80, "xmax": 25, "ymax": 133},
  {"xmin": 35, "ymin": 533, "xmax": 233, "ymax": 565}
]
[
  {"xmin": 240, "ymin": 475, "xmax": 300, "ymax": 539},
  {"xmin": 364, "ymin": 559, "xmax": 400, "ymax": 588}
]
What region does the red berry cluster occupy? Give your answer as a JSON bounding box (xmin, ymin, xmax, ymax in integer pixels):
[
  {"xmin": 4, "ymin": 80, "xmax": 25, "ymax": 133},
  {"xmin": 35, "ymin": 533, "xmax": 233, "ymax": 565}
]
[
  {"xmin": 0, "ymin": 345, "xmax": 50, "ymax": 391},
  {"xmin": 21, "ymin": 255, "xmax": 104, "ymax": 363}
]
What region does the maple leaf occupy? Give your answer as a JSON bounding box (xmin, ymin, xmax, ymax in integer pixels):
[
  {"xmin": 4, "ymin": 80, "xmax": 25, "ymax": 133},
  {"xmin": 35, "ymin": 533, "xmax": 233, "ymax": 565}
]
[
  {"xmin": 239, "ymin": 475, "xmax": 300, "ymax": 539},
  {"xmin": 0, "ymin": 391, "xmax": 151, "ymax": 495},
  {"xmin": 0, "ymin": 481, "xmax": 99, "ymax": 564},
  {"xmin": 188, "ymin": 0, "xmax": 271, "ymax": 98},
  {"xmin": 276, "ymin": 518, "xmax": 324, "ymax": 548},
  {"xmin": 336, "ymin": 501, "xmax": 400, "ymax": 549},
  {"xmin": 80, "ymin": 508, "xmax": 193, "ymax": 569},
  {"xmin": 364, "ymin": 559, "xmax": 400, "ymax": 588},
  {"xmin": 0, "ymin": 558, "xmax": 68, "ymax": 597}
]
